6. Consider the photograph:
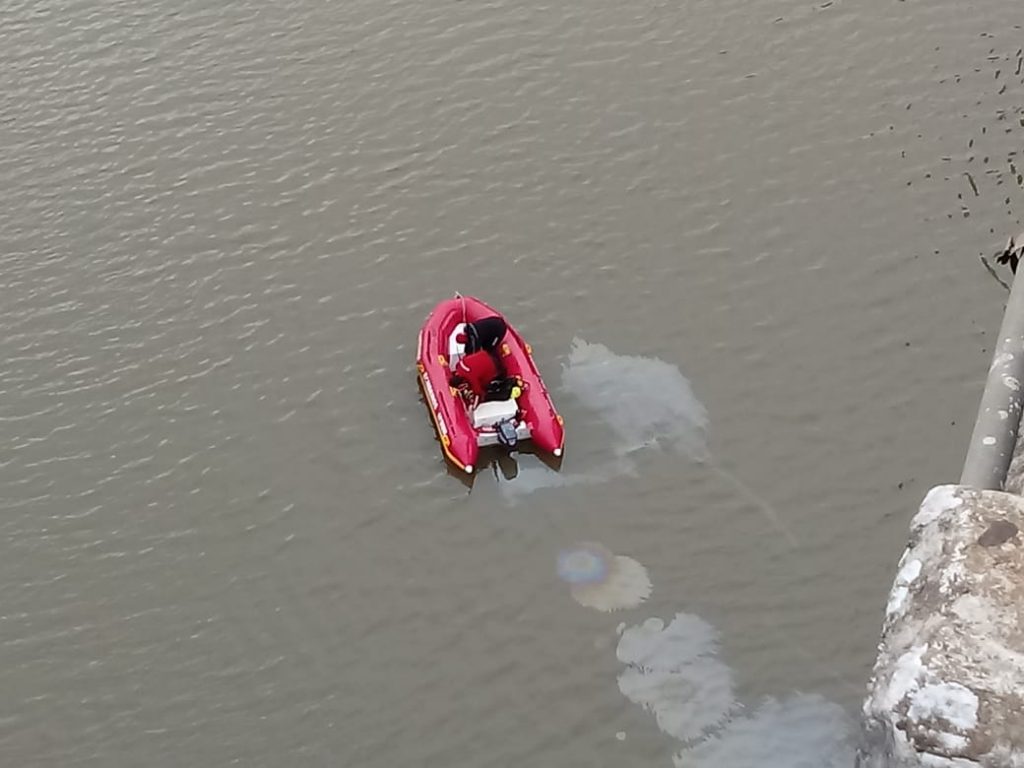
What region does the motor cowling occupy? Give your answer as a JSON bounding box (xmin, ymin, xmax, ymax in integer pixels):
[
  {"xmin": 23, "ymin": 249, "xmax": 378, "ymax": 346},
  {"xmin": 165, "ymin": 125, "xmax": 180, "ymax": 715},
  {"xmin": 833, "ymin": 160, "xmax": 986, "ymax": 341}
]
[{"xmin": 496, "ymin": 418, "xmax": 519, "ymax": 449}]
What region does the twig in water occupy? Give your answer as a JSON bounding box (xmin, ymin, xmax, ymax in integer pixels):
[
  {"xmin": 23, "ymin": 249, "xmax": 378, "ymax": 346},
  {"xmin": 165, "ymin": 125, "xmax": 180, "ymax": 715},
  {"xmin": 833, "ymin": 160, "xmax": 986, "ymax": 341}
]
[{"xmin": 981, "ymin": 255, "xmax": 1011, "ymax": 292}]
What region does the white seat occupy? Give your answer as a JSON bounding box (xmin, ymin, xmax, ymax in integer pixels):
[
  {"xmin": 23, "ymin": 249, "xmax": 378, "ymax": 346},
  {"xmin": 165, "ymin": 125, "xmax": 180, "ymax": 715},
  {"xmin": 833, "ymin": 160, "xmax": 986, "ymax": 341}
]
[
  {"xmin": 448, "ymin": 323, "xmax": 467, "ymax": 370},
  {"xmin": 472, "ymin": 399, "xmax": 518, "ymax": 429}
]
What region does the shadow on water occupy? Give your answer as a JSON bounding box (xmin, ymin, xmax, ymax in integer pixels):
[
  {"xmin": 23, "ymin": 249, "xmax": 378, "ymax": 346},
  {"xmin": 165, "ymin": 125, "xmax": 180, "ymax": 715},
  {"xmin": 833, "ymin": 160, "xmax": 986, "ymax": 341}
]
[
  {"xmin": 424, "ymin": 440, "xmax": 566, "ymax": 492},
  {"xmin": 482, "ymin": 444, "xmax": 563, "ymax": 483}
]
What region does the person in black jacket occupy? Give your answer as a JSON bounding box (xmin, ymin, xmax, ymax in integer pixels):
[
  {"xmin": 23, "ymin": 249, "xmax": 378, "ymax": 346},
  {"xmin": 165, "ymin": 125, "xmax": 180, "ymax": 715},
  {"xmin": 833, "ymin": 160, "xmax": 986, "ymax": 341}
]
[
  {"xmin": 453, "ymin": 316, "xmax": 511, "ymax": 402},
  {"xmin": 459, "ymin": 316, "xmax": 507, "ymax": 354}
]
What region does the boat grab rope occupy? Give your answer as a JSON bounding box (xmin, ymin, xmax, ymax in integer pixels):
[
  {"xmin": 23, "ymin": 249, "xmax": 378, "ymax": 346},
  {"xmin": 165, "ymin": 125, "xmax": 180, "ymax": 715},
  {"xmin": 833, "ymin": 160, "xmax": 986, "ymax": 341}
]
[{"xmin": 455, "ymin": 291, "xmax": 467, "ymax": 325}]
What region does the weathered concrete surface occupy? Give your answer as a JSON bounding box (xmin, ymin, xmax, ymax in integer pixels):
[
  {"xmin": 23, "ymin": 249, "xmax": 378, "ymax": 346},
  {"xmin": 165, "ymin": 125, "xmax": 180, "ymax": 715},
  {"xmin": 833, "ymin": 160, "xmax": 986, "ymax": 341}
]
[
  {"xmin": 858, "ymin": 485, "xmax": 1024, "ymax": 768},
  {"xmin": 1003, "ymin": 427, "xmax": 1024, "ymax": 495}
]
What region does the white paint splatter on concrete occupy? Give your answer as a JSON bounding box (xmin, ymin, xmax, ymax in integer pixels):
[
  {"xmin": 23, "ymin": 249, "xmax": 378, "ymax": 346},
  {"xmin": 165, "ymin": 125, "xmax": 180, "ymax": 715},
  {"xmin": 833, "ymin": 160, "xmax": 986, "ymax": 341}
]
[
  {"xmin": 912, "ymin": 486, "xmax": 963, "ymax": 530},
  {"xmin": 862, "ymin": 487, "xmax": 1024, "ymax": 766},
  {"xmin": 908, "ymin": 683, "xmax": 979, "ymax": 731},
  {"xmin": 886, "ymin": 558, "xmax": 923, "ymax": 620},
  {"xmin": 880, "ymin": 645, "xmax": 928, "ymax": 711}
]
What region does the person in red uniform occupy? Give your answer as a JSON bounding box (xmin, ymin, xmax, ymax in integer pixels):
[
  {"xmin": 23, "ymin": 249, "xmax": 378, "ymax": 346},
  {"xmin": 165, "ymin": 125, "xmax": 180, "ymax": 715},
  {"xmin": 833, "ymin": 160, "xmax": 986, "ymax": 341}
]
[
  {"xmin": 449, "ymin": 315, "xmax": 510, "ymax": 405},
  {"xmin": 449, "ymin": 349, "xmax": 501, "ymax": 402}
]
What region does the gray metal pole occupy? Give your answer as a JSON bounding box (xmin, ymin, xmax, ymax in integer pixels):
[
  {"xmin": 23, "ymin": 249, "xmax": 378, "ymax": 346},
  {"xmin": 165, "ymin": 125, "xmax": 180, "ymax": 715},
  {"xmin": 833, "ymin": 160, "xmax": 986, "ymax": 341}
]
[{"xmin": 961, "ymin": 271, "xmax": 1024, "ymax": 489}]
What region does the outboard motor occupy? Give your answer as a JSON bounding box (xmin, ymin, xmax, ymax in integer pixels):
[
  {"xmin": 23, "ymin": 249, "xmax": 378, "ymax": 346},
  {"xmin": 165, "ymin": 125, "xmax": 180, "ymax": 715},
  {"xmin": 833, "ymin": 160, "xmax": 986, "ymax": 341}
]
[{"xmin": 496, "ymin": 419, "xmax": 519, "ymax": 450}]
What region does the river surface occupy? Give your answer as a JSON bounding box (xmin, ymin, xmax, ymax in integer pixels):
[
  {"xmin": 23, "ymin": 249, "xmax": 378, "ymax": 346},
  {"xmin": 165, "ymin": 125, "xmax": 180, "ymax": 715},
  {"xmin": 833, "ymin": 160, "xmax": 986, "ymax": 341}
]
[{"xmin": 2, "ymin": 0, "xmax": 1022, "ymax": 765}]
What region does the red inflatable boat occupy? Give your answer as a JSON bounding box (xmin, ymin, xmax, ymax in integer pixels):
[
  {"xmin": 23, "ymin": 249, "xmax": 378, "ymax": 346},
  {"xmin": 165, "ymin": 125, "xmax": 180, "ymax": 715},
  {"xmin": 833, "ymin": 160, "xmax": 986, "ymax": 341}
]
[{"xmin": 416, "ymin": 294, "xmax": 565, "ymax": 474}]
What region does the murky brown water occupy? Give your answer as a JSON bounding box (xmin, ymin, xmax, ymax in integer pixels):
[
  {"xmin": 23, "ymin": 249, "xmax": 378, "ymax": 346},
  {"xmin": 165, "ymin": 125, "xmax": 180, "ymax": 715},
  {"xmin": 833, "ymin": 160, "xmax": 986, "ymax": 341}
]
[{"xmin": 2, "ymin": 0, "xmax": 1022, "ymax": 764}]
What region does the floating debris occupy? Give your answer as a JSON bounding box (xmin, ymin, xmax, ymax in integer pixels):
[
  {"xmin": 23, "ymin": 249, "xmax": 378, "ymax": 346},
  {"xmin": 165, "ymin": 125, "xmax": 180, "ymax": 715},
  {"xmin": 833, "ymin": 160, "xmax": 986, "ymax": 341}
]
[{"xmin": 965, "ymin": 171, "xmax": 979, "ymax": 196}]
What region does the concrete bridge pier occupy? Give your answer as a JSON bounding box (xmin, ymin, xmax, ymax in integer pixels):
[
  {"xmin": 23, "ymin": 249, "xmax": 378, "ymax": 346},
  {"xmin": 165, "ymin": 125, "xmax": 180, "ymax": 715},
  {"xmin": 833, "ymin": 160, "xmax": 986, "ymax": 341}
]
[{"xmin": 858, "ymin": 270, "xmax": 1024, "ymax": 767}]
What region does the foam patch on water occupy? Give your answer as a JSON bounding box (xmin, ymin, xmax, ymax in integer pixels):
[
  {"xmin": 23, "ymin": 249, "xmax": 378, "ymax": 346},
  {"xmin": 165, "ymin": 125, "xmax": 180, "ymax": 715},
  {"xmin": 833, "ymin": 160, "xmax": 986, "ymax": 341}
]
[
  {"xmin": 500, "ymin": 338, "xmax": 795, "ymax": 543},
  {"xmin": 497, "ymin": 338, "xmax": 709, "ymax": 499},
  {"xmin": 673, "ymin": 693, "xmax": 854, "ymax": 767},
  {"xmin": 495, "ymin": 336, "xmax": 707, "ymax": 494},
  {"xmin": 561, "ymin": 338, "xmax": 709, "ymax": 458},
  {"xmin": 556, "ymin": 542, "xmax": 652, "ymax": 611},
  {"xmin": 616, "ymin": 613, "xmax": 721, "ymax": 669},
  {"xmin": 615, "ymin": 614, "xmax": 738, "ymax": 743},
  {"xmin": 615, "ymin": 613, "xmax": 854, "ymax": 765},
  {"xmin": 618, "ymin": 660, "xmax": 738, "ymax": 743}
]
